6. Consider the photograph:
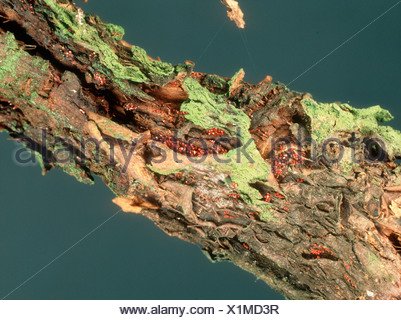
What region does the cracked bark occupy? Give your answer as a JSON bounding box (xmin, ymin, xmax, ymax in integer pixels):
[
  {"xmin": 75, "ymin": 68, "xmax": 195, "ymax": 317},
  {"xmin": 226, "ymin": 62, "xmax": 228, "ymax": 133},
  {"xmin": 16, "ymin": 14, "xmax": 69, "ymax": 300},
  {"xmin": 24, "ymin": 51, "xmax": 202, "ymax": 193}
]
[{"xmin": 1, "ymin": 0, "xmax": 401, "ymax": 300}]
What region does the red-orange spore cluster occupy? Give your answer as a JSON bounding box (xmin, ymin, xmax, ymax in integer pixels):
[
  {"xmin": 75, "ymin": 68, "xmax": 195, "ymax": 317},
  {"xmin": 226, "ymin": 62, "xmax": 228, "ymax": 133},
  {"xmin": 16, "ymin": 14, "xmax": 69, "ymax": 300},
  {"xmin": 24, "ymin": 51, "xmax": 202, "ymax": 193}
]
[
  {"xmin": 190, "ymin": 72, "xmax": 203, "ymax": 79},
  {"xmin": 153, "ymin": 134, "xmax": 227, "ymax": 156},
  {"xmin": 89, "ymin": 51, "xmax": 97, "ymax": 60},
  {"xmin": 273, "ymin": 147, "xmax": 305, "ymax": 180},
  {"xmin": 311, "ymin": 248, "xmax": 325, "ymax": 256},
  {"xmin": 197, "ymin": 192, "xmax": 210, "ymax": 201},
  {"xmin": 169, "ymin": 80, "xmax": 181, "ymax": 87},
  {"xmin": 205, "ymin": 128, "xmax": 226, "ymax": 136},
  {"xmin": 310, "ymin": 244, "xmax": 334, "ymax": 259},
  {"xmin": 344, "ymin": 274, "xmax": 356, "ymax": 288},
  {"xmin": 123, "ymin": 102, "xmax": 138, "ymax": 112},
  {"xmin": 263, "ymin": 193, "xmax": 271, "ymax": 202},
  {"xmin": 223, "ymin": 210, "xmax": 239, "ymax": 219},
  {"xmin": 20, "ymin": 0, "xmax": 36, "ymax": 14},
  {"xmin": 52, "ymin": 73, "xmax": 62, "ymax": 84},
  {"xmin": 184, "ymin": 175, "xmax": 195, "ymax": 185},
  {"xmin": 254, "ymin": 128, "xmax": 269, "ymax": 138},
  {"xmin": 151, "ymin": 103, "xmax": 189, "ymax": 124},
  {"xmin": 94, "ymin": 72, "xmax": 107, "ymax": 86},
  {"xmin": 58, "ymin": 44, "xmax": 84, "ymax": 68}
]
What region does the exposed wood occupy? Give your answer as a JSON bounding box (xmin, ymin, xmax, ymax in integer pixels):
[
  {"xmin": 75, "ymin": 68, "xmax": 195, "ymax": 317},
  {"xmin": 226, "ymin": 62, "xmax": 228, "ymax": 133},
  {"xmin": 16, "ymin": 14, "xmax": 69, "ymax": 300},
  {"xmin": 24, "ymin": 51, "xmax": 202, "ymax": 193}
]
[{"xmin": 221, "ymin": 0, "xmax": 245, "ymax": 28}]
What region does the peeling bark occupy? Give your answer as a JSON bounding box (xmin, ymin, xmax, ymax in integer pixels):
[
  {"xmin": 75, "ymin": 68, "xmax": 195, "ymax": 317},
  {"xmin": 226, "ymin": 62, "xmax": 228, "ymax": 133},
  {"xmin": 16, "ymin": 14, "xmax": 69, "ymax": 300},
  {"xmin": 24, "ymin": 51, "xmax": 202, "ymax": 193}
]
[
  {"xmin": 221, "ymin": 0, "xmax": 245, "ymax": 28},
  {"xmin": 1, "ymin": 0, "xmax": 401, "ymax": 300}
]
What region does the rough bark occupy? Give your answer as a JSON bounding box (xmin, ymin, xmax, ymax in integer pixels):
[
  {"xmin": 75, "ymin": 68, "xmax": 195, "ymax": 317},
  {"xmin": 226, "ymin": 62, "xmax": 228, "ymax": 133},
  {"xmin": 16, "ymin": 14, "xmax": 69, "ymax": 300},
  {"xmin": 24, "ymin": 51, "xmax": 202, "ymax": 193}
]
[{"xmin": 1, "ymin": 0, "xmax": 401, "ymax": 300}]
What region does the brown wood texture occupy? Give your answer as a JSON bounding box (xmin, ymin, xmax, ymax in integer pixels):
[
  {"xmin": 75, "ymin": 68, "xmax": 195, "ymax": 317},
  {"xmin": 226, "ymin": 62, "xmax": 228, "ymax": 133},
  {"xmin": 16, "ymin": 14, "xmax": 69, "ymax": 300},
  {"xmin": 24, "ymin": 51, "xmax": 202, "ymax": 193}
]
[{"xmin": 1, "ymin": 0, "xmax": 401, "ymax": 299}]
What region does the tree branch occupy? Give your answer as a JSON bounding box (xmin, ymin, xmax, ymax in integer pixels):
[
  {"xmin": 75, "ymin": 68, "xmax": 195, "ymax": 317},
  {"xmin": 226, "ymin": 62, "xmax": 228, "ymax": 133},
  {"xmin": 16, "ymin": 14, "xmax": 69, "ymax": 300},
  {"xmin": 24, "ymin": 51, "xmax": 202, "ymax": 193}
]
[{"xmin": 1, "ymin": 0, "xmax": 401, "ymax": 299}]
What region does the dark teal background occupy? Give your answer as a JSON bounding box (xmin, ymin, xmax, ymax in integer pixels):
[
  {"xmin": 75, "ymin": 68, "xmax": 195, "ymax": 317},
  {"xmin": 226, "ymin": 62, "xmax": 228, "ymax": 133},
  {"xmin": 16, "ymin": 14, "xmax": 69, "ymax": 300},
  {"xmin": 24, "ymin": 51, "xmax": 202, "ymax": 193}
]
[{"xmin": 0, "ymin": 0, "xmax": 400, "ymax": 299}]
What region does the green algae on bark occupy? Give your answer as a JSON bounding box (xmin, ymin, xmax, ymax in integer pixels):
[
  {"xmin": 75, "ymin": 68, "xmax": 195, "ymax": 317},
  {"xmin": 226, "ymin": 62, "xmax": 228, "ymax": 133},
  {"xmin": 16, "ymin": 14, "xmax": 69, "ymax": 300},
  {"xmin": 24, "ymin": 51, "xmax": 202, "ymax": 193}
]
[
  {"xmin": 0, "ymin": 32, "xmax": 49, "ymax": 101},
  {"xmin": 301, "ymin": 97, "xmax": 401, "ymax": 158},
  {"xmin": 182, "ymin": 77, "xmax": 249, "ymax": 139},
  {"xmin": 0, "ymin": 31, "xmax": 93, "ymax": 183},
  {"xmin": 182, "ymin": 76, "xmax": 272, "ymax": 219},
  {"xmin": 131, "ymin": 46, "xmax": 174, "ymax": 83},
  {"xmin": 39, "ymin": 0, "xmax": 175, "ymax": 87}
]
